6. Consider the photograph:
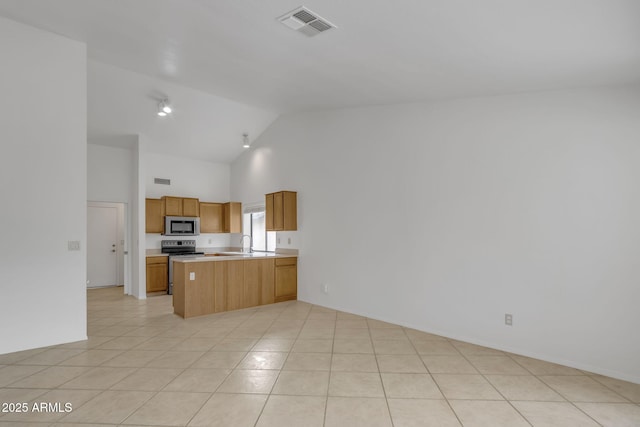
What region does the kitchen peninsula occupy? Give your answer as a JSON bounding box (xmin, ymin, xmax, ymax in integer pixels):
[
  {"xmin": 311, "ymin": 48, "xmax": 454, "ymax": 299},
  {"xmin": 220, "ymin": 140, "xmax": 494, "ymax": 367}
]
[{"xmin": 172, "ymin": 252, "xmax": 297, "ymax": 318}]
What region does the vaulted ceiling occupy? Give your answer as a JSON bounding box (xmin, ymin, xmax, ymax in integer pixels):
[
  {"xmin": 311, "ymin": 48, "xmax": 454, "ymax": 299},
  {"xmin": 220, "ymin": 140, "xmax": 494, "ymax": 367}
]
[{"xmin": 1, "ymin": 0, "xmax": 639, "ymax": 161}]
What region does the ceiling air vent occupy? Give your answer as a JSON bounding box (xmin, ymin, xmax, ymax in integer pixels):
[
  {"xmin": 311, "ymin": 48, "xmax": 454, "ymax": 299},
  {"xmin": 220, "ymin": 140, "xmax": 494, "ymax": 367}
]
[
  {"xmin": 154, "ymin": 178, "xmax": 171, "ymax": 185},
  {"xmin": 278, "ymin": 6, "xmax": 336, "ymax": 37}
]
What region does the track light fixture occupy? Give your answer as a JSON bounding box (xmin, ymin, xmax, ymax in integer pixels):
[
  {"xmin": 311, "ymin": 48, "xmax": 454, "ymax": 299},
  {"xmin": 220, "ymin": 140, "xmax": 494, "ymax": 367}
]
[
  {"xmin": 157, "ymin": 99, "xmax": 172, "ymax": 117},
  {"xmin": 242, "ymin": 133, "xmax": 250, "ymax": 148}
]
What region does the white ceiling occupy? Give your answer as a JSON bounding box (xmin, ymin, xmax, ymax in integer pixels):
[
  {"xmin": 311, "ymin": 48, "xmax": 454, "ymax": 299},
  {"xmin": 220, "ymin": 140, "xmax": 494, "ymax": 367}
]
[
  {"xmin": 86, "ymin": 60, "xmax": 279, "ymax": 163},
  {"xmin": 1, "ymin": 0, "xmax": 639, "ymax": 161}
]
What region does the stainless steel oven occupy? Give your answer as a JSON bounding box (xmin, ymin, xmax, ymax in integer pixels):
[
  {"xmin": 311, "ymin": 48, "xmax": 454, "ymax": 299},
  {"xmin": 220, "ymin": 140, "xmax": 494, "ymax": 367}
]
[{"xmin": 161, "ymin": 240, "xmax": 203, "ymax": 295}]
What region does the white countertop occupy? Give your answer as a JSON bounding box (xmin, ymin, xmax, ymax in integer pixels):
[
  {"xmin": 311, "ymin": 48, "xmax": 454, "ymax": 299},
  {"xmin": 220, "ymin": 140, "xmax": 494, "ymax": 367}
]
[
  {"xmin": 146, "ymin": 247, "xmax": 297, "ymax": 260},
  {"xmin": 173, "ymin": 252, "xmax": 296, "ymax": 263}
]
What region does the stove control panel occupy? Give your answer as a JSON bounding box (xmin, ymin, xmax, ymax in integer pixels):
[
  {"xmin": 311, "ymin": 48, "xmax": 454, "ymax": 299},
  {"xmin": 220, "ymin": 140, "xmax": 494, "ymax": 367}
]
[{"xmin": 161, "ymin": 239, "xmax": 196, "ymax": 248}]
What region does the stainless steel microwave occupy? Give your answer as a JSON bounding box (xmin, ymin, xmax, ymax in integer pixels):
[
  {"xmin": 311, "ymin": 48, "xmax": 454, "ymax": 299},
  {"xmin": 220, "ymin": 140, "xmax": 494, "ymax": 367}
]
[{"xmin": 164, "ymin": 216, "xmax": 200, "ymax": 236}]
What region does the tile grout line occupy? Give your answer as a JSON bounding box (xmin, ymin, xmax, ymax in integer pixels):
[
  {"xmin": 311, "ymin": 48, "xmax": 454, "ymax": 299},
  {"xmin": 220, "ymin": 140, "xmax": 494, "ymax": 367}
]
[
  {"xmin": 405, "ymin": 329, "xmax": 465, "ymax": 427},
  {"xmin": 249, "ymin": 302, "xmax": 310, "ymax": 427},
  {"xmin": 323, "ymin": 307, "xmax": 337, "ymax": 427},
  {"xmin": 506, "ymin": 354, "xmax": 607, "ymax": 426},
  {"xmin": 370, "ymin": 322, "xmax": 395, "ymax": 427},
  {"xmin": 453, "ymin": 343, "xmax": 534, "ymax": 426}
]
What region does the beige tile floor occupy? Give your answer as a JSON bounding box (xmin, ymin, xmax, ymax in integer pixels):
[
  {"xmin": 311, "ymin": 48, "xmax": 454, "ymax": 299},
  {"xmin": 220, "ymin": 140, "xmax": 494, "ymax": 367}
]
[{"xmin": 0, "ymin": 287, "xmax": 639, "ymax": 426}]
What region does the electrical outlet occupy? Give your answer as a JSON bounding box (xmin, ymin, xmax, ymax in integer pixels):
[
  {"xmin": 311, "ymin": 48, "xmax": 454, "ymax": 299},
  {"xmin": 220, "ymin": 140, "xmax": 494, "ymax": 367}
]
[
  {"xmin": 505, "ymin": 314, "xmax": 513, "ymax": 326},
  {"xmin": 189, "ymin": 272, "xmax": 195, "ymax": 281},
  {"xmin": 67, "ymin": 241, "xmax": 80, "ymax": 251},
  {"xmin": 322, "ymin": 283, "xmax": 329, "ymax": 294},
  {"xmin": 208, "ymin": 238, "xmax": 212, "ymax": 244},
  {"xmin": 277, "ymin": 238, "xmax": 281, "ymax": 244},
  {"xmin": 288, "ymin": 237, "xmax": 291, "ymax": 244}
]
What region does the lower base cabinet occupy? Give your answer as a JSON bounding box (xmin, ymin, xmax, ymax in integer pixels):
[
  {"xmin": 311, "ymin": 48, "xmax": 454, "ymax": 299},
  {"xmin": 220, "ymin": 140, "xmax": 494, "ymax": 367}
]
[
  {"xmin": 146, "ymin": 256, "xmax": 168, "ymax": 293},
  {"xmin": 275, "ymin": 257, "xmax": 297, "ymax": 302},
  {"xmin": 225, "ymin": 260, "xmax": 244, "ymax": 311},
  {"xmin": 244, "ymin": 258, "xmax": 275, "ymax": 308},
  {"xmin": 173, "ymin": 257, "xmax": 296, "ymax": 318}
]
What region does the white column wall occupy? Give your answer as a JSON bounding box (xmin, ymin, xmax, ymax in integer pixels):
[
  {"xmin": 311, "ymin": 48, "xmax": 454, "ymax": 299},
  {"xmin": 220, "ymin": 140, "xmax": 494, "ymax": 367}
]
[{"xmin": 0, "ymin": 16, "xmax": 87, "ymax": 353}]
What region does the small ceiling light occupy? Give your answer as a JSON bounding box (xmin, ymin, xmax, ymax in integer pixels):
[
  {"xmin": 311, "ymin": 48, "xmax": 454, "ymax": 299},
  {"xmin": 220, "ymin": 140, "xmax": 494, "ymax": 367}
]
[
  {"xmin": 158, "ymin": 99, "xmax": 172, "ymax": 117},
  {"xmin": 242, "ymin": 133, "xmax": 250, "ymax": 148}
]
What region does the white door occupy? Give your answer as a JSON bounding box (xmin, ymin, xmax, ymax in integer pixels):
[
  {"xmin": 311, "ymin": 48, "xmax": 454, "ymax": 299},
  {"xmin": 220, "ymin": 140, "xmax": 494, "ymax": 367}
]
[{"xmin": 87, "ymin": 205, "xmax": 118, "ymax": 288}]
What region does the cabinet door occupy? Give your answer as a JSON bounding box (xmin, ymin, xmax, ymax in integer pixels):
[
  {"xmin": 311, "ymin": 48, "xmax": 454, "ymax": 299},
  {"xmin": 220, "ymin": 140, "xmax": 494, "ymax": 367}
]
[
  {"xmin": 223, "ymin": 202, "xmax": 242, "ymax": 233},
  {"xmin": 182, "ymin": 198, "xmax": 200, "ymax": 217},
  {"xmin": 243, "ymin": 260, "xmax": 262, "ymax": 308},
  {"xmin": 213, "ymin": 261, "xmax": 226, "ymax": 313},
  {"xmin": 265, "ymin": 193, "xmax": 274, "ymax": 231},
  {"xmin": 226, "ymin": 260, "xmax": 244, "ymax": 311},
  {"xmin": 146, "ymin": 257, "xmax": 168, "ymax": 293},
  {"xmin": 145, "ymin": 199, "xmax": 164, "ymax": 233},
  {"xmin": 261, "ymin": 259, "xmax": 275, "ymax": 305},
  {"xmin": 164, "ymin": 196, "xmax": 183, "ymax": 216},
  {"xmin": 187, "ymin": 262, "xmax": 215, "ymax": 318},
  {"xmin": 275, "ymin": 258, "xmax": 297, "ymax": 302},
  {"xmin": 244, "ymin": 259, "xmax": 275, "ymax": 308},
  {"xmin": 200, "ymin": 202, "xmax": 223, "ymax": 233},
  {"xmin": 283, "ymin": 191, "xmax": 297, "ymax": 231},
  {"xmin": 273, "ymin": 192, "xmax": 284, "ymax": 231}
]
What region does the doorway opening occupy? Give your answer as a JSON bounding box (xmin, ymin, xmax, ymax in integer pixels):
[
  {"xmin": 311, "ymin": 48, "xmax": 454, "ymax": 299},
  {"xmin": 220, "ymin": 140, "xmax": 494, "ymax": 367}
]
[{"xmin": 87, "ymin": 201, "xmax": 129, "ymax": 291}]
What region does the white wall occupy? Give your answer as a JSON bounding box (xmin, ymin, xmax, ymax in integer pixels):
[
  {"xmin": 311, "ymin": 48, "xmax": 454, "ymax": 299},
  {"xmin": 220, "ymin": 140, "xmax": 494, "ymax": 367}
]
[
  {"xmin": 0, "ymin": 17, "xmax": 87, "ymax": 353},
  {"xmin": 88, "ymin": 142, "xmax": 134, "ymax": 202},
  {"xmin": 145, "ymin": 152, "xmax": 232, "ymax": 249},
  {"xmin": 231, "ymin": 86, "xmax": 640, "ymax": 383}
]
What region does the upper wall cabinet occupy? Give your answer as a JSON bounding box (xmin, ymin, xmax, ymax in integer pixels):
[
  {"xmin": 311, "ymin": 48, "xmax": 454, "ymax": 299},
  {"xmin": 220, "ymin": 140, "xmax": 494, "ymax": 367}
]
[
  {"xmin": 223, "ymin": 202, "xmax": 242, "ymax": 233},
  {"xmin": 266, "ymin": 191, "xmax": 297, "ymax": 231},
  {"xmin": 200, "ymin": 202, "xmax": 224, "ymax": 233},
  {"xmin": 199, "ymin": 201, "xmax": 242, "ymax": 233},
  {"xmin": 146, "ymin": 196, "xmax": 239, "ymax": 234},
  {"xmin": 183, "ymin": 198, "xmax": 200, "ymax": 217},
  {"xmin": 163, "ymin": 196, "xmax": 200, "ymax": 217},
  {"xmin": 145, "ymin": 198, "xmax": 164, "ymax": 233}
]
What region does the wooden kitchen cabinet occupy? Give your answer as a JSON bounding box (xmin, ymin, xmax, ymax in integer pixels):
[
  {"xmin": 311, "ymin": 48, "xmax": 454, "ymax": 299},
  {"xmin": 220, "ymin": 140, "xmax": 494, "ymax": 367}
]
[
  {"xmin": 275, "ymin": 257, "xmax": 297, "ymax": 302},
  {"xmin": 265, "ymin": 193, "xmax": 274, "ymax": 230},
  {"xmin": 145, "ymin": 198, "xmax": 164, "ymax": 233},
  {"xmin": 162, "ymin": 196, "xmax": 200, "ymax": 217},
  {"xmin": 223, "ymin": 202, "xmax": 242, "ymax": 233},
  {"xmin": 146, "ymin": 256, "xmax": 168, "ymax": 293},
  {"xmin": 173, "ymin": 256, "xmax": 297, "ymax": 318},
  {"xmin": 163, "ymin": 196, "xmax": 183, "ymax": 216},
  {"xmin": 200, "ymin": 202, "xmax": 224, "ymax": 233},
  {"xmin": 244, "ymin": 259, "xmax": 275, "ymax": 308},
  {"xmin": 225, "ymin": 260, "xmax": 245, "ymax": 311},
  {"xmin": 266, "ymin": 191, "xmax": 297, "ymax": 231},
  {"xmin": 173, "ymin": 261, "xmax": 215, "ymax": 318},
  {"xmin": 212, "ymin": 261, "xmax": 227, "ymax": 313},
  {"xmin": 183, "ymin": 198, "xmax": 200, "ymax": 217}
]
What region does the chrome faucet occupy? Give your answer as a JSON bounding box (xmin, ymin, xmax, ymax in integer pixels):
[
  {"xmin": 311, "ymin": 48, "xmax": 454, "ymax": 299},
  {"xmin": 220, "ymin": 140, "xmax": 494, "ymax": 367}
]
[{"xmin": 239, "ymin": 234, "xmax": 252, "ymax": 253}]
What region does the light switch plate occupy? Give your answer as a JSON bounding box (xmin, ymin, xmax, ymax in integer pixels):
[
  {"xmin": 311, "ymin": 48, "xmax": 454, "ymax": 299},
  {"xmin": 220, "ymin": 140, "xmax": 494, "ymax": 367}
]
[{"xmin": 189, "ymin": 272, "xmax": 195, "ymax": 281}]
